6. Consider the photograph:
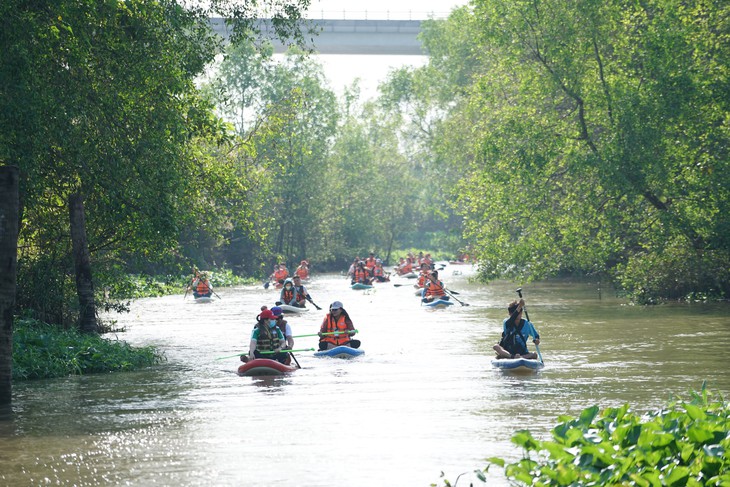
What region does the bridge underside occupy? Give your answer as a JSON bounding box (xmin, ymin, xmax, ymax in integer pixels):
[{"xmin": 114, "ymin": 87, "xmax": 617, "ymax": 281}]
[{"xmin": 210, "ymin": 18, "xmax": 425, "ymax": 55}]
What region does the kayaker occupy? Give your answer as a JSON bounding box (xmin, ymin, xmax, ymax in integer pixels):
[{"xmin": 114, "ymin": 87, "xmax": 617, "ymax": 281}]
[
  {"xmin": 291, "ymin": 275, "xmax": 315, "ymax": 308},
  {"xmin": 191, "ymin": 271, "xmax": 212, "ymax": 298},
  {"xmin": 493, "ymin": 298, "xmax": 541, "ymax": 360},
  {"xmin": 421, "ymin": 270, "xmax": 449, "ymax": 303},
  {"xmin": 351, "ymin": 261, "xmax": 373, "ymax": 286},
  {"xmin": 372, "ymin": 259, "xmax": 390, "ymax": 282},
  {"xmin": 245, "ymin": 309, "xmax": 289, "ymax": 364},
  {"xmin": 318, "ymin": 301, "xmax": 359, "ymax": 350},
  {"xmin": 415, "ymin": 262, "xmax": 431, "ymax": 289},
  {"xmin": 278, "ymin": 279, "xmax": 298, "ymax": 307},
  {"xmin": 295, "ymin": 260, "xmax": 310, "ymax": 280}
]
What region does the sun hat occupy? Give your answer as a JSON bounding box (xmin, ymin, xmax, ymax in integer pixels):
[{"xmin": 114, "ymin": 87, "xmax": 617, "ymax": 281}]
[{"xmin": 330, "ymin": 301, "xmax": 343, "ymax": 310}]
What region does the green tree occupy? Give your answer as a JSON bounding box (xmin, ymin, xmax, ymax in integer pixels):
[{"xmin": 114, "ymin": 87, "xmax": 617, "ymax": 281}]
[{"xmin": 419, "ymin": 0, "xmax": 730, "ymax": 299}]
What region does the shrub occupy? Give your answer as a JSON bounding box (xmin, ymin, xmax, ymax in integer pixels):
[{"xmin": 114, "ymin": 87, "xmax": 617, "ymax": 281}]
[
  {"xmin": 438, "ymin": 386, "xmax": 730, "ymax": 486},
  {"xmin": 12, "ymin": 318, "xmax": 165, "ymax": 380}
]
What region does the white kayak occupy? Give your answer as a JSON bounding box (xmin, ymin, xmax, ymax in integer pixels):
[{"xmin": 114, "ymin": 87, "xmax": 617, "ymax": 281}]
[
  {"xmin": 278, "ymin": 304, "xmax": 309, "ymax": 313},
  {"xmin": 491, "ymin": 357, "xmax": 544, "ymax": 374}
]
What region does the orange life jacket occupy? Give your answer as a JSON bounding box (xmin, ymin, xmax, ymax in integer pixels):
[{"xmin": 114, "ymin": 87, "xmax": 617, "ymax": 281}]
[
  {"xmin": 365, "ymin": 257, "xmax": 376, "ymax": 269},
  {"xmin": 274, "ymin": 268, "xmax": 288, "ymax": 281},
  {"xmin": 196, "ymin": 280, "xmax": 211, "ymax": 294},
  {"xmin": 400, "ymin": 262, "xmax": 413, "ymax": 274},
  {"xmin": 295, "ymin": 266, "xmax": 309, "ymax": 280},
  {"xmin": 281, "ymin": 288, "xmax": 295, "ymax": 303},
  {"xmin": 417, "ymin": 272, "xmax": 428, "ymax": 287},
  {"xmin": 320, "ymin": 313, "xmax": 351, "ymax": 346},
  {"xmin": 373, "ymin": 266, "xmax": 385, "ymax": 277},
  {"xmin": 425, "ymin": 280, "xmax": 446, "ymax": 298},
  {"xmin": 354, "ymin": 267, "xmax": 368, "ymax": 282}
]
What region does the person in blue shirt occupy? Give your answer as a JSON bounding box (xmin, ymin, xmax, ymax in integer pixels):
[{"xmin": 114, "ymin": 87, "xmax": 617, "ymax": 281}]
[{"xmin": 493, "ymin": 298, "xmax": 541, "ymax": 359}]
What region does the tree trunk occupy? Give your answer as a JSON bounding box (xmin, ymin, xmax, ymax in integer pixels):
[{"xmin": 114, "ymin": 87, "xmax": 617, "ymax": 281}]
[
  {"xmin": 69, "ymin": 192, "xmax": 98, "ymax": 333},
  {"xmin": 0, "ymin": 166, "xmax": 20, "ymax": 405}
]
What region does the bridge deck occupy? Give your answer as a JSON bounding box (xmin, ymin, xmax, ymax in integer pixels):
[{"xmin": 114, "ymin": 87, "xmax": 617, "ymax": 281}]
[{"xmin": 209, "ymin": 18, "xmax": 425, "ymax": 55}]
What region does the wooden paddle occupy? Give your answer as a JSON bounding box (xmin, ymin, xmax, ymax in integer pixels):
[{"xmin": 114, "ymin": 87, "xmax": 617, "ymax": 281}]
[{"xmin": 516, "ymin": 288, "xmax": 543, "ymax": 364}]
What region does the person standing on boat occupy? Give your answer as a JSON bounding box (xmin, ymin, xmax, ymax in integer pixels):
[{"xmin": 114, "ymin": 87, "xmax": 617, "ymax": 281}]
[
  {"xmin": 493, "ymin": 298, "xmax": 540, "ymax": 360},
  {"xmin": 421, "ymin": 270, "xmax": 449, "ymax": 303},
  {"xmin": 318, "ymin": 301, "xmax": 359, "ymax": 350},
  {"xmin": 245, "ymin": 309, "xmax": 289, "ymax": 364}
]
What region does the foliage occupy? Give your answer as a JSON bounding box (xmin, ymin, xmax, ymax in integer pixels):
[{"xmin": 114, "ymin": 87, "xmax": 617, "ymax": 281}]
[
  {"xmin": 437, "ymin": 387, "xmax": 730, "ymax": 486},
  {"xmin": 414, "ymin": 0, "xmax": 730, "ymax": 301},
  {"xmin": 12, "ymin": 318, "xmax": 164, "ymax": 380}
]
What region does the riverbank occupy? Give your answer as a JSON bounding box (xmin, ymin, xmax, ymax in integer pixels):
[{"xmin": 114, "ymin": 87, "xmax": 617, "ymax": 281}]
[{"xmin": 12, "ymin": 318, "xmax": 165, "ymax": 381}]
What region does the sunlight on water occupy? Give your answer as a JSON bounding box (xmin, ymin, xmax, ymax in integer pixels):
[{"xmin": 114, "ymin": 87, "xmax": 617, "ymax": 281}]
[{"xmin": 2, "ymin": 265, "xmax": 729, "ymax": 486}]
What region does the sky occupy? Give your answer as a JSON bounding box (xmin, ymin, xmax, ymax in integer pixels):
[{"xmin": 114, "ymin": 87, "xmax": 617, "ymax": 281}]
[{"xmin": 299, "ymin": 0, "xmax": 470, "ymax": 100}]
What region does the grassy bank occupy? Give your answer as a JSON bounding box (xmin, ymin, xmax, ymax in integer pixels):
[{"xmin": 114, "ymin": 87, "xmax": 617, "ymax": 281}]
[{"xmin": 12, "ymin": 318, "xmax": 165, "ymax": 381}]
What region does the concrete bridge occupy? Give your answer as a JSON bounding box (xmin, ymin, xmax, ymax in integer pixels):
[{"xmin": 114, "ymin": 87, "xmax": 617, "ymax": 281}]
[{"xmin": 209, "ymin": 18, "xmax": 425, "ymax": 55}]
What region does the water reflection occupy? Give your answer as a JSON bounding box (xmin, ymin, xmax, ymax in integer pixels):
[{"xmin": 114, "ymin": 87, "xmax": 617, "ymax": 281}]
[{"xmin": 1, "ymin": 269, "xmax": 729, "ymax": 486}]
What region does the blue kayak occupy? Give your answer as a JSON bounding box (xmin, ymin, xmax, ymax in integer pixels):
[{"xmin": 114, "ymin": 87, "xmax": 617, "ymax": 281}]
[
  {"xmin": 351, "ymin": 283, "xmax": 373, "ymax": 290},
  {"xmin": 491, "ymin": 358, "xmax": 544, "ymax": 373},
  {"xmin": 424, "ymin": 299, "xmax": 454, "ymax": 308},
  {"xmin": 314, "ymin": 346, "xmax": 365, "ymax": 358}
]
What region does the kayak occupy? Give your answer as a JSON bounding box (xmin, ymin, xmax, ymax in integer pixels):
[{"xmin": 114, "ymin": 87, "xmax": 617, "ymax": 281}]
[
  {"xmin": 399, "ymin": 272, "xmax": 418, "ymax": 279},
  {"xmin": 237, "ymin": 358, "xmax": 298, "ymax": 376},
  {"xmin": 193, "ymin": 295, "xmax": 214, "ymax": 303},
  {"xmin": 314, "ymin": 346, "xmax": 365, "ymax": 358},
  {"xmin": 279, "ymin": 304, "xmax": 309, "ymax": 313},
  {"xmin": 424, "ymin": 299, "xmax": 454, "ymax": 309},
  {"xmin": 414, "ymin": 288, "xmax": 424, "ymax": 296},
  {"xmin": 351, "ymin": 283, "xmax": 373, "ymax": 290},
  {"xmin": 491, "ymin": 358, "xmax": 544, "ymax": 373}
]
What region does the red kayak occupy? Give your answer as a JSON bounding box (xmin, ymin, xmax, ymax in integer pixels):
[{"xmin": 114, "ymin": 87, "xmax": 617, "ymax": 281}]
[{"xmin": 237, "ymin": 358, "xmax": 298, "ymax": 376}]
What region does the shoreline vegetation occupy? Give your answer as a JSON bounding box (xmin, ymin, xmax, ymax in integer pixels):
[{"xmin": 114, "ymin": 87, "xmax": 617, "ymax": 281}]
[
  {"xmin": 12, "ymin": 269, "xmax": 256, "ymax": 382},
  {"xmin": 436, "ymin": 386, "xmax": 729, "ymax": 486}
]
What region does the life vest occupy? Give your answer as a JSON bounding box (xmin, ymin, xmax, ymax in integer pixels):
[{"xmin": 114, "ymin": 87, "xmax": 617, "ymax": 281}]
[
  {"xmin": 256, "ymin": 327, "xmax": 282, "ymax": 351},
  {"xmin": 294, "ymin": 286, "xmax": 307, "ymax": 302},
  {"xmin": 417, "ymin": 272, "xmax": 429, "ymax": 287},
  {"xmin": 281, "ymin": 288, "xmax": 295, "ymax": 303},
  {"xmin": 499, "ymin": 319, "xmax": 527, "ymax": 355},
  {"xmin": 296, "ymin": 266, "xmax": 309, "ymax": 280},
  {"xmin": 321, "ymin": 314, "xmax": 351, "ymax": 346},
  {"xmin": 373, "ymin": 266, "xmax": 384, "ymax": 277},
  {"xmin": 400, "ymin": 262, "xmax": 413, "ymax": 274},
  {"xmin": 354, "ymin": 267, "xmax": 368, "ymax": 282},
  {"xmin": 196, "ymin": 280, "xmax": 211, "ymax": 294},
  {"xmin": 274, "ymin": 268, "xmax": 288, "ymax": 281},
  {"xmin": 425, "ymin": 280, "xmax": 446, "ymax": 298},
  {"xmin": 365, "ymin": 257, "xmax": 376, "ymax": 269}
]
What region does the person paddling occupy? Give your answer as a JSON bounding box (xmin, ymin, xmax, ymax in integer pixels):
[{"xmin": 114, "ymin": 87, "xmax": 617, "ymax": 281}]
[
  {"xmin": 421, "ymin": 270, "xmax": 448, "ymax": 303},
  {"xmin": 243, "ymin": 309, "xmax": 289, "ymax": 364},
  {"xmin": 493, "ymin": 298, "xmax": 541, "ymax": 360},
  {"xmin": 318, "ymin": 301, "xmax": 360, "ymax": 350}
]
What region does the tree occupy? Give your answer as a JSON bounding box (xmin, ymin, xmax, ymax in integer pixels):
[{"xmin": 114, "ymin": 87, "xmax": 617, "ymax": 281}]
[
  {"xmin": 0, "ymin": 166, "xmax": 19, "ymax": 405},
  {"xmin": 417, "ymin": 0, "xmax": 730, "ymax": 299}
]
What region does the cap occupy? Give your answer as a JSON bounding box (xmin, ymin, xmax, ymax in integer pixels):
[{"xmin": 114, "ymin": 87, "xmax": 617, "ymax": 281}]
[
  {"xmin": 330, "ymin": 301, "xmax": 343, "ymax": 310},
  {"xmin": 259, "ymin": 309, "xmax": 274, "ymax": 320},
  {"xmin": 271, "ymin": 306, "xmax": 283, "ymax": 317}
]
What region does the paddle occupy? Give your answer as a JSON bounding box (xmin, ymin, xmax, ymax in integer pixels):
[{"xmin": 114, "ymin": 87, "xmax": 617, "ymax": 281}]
[
  {"xmin": 260, "ymin": 348, "xmax": 314, "ymax": 355},
  {"xmin": 183, "ymin": 272, "xmax": 195, "ymax": 299},
  {"xmin": 214, "ymin": 348, "xmax": 315, "ymax": 361},
  {"xmin": 289, "ymin": 351, "xmax": 301, "ymax": 368},
  {"xmin": 292, "ymin": 329, "xmax": 359, "ymax": 339},
  {"xmin": 306, "ymin": 297, "xmax": 322, "ymax": 310},
  {"xmin": 516, "ymin": 287, "xmax": 543, "ymax": 364},
  {"xmin": 445, "ymin": 288, "xmax": 469, "ymax": 306}
]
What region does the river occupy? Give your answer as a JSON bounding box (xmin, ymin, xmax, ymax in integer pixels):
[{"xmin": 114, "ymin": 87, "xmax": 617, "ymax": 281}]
[{"xmin": 1, "ymin": 266, "xmax": 729, "ymax": 486}]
